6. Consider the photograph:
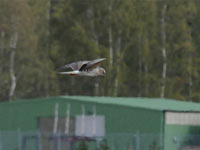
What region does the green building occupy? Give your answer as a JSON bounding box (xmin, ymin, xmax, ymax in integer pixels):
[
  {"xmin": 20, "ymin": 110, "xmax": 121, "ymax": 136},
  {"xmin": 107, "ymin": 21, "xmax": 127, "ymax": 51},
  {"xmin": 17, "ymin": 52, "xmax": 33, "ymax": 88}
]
[{"xmin": 0, "ymin": 96, "xmax": 200, "ymax": 150}]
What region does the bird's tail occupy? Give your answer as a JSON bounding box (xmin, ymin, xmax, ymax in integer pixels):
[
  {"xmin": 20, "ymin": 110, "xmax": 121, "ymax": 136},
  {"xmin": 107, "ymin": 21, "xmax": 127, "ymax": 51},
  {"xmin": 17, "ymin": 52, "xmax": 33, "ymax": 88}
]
[{"xmin": 57, "ymin": 71, "xmax": 79, "ymax": 76}]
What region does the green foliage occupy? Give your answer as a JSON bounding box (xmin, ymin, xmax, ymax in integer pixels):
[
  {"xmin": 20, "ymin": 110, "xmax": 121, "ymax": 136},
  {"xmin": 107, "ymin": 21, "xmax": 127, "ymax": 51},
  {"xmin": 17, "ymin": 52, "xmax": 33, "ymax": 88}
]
[
  {"xmin": 1, "ymin": 0, "xmax": 200, "ymax": 102},
  {"xmin": 78, "ymin": 140, "xmax": 88, "ymax": 150},
  {"xmin": 0, "ymin": 0, "xmax": 57, "ymax": 101},
  {"xmin": 100, "ymin": 140, "xmax": 109, "ymax": 150},
  {"xmin": 149, "ymin": 139, "xmax": 161, "ymax": 150}
]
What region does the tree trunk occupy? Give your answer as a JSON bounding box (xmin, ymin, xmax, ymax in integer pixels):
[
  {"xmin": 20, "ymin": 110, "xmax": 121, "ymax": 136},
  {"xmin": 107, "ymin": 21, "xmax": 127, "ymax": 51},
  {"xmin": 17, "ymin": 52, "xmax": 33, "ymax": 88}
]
[
  {"xmin": 108, "ymin": 0, "xmax": 113, "ymax": 68},
  {"xmin": 87, "ymin": 1, "xmax": 100, "ymax": 96},
  {"xmin": 9, "ymin": 49, "xmax": 17, "ymax": 101},
  {"xmin": 188, "ymin": 53, "xmax": 193, "ymax": 101},
  {"xmin": 9, "ymin": 16, "xmax": 18, "ymax": 101},
  {"xmin": 0, "ymin": 31, "xmax": 5, "ymax": 75},
  {"xmin": 95, "ymin": 82, "xmax": 99, "ymax": 96},
  {"xmin": 160, "ymin": 3, "xmax": 167, "ymax": 98},
  {"xmin": 138, "ymin": 35, "xmax": 142, "ymax": 97},
  {"xmin": 113, "ymin": 31, "xmax": 121, "ymax": 96},
  {"xmin": 144, "ymin": 64, "xmax": 149, "ymax": 96},
  {"xmin": 9, "ymin": 28, "xmax": 18, "ymax": 101},
  {"xmin": 107, "ymin": 0, "xmax": 114, "ymax": 96},
  {"xmin": 44, "ymin": 0, "xmax": 52, "ymax": 97}
]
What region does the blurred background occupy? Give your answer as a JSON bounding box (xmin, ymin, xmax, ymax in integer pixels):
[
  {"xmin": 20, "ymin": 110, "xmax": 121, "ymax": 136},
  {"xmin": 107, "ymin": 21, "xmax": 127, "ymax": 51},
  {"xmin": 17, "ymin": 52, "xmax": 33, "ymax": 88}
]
[{"xmin": 1, "ymin": 0, "xmax": 200, "ymax": 102}]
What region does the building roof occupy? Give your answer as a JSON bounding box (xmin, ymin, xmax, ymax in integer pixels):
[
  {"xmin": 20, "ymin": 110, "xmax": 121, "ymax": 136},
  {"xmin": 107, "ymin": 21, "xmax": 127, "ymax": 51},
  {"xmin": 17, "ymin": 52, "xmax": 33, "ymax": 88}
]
[
  {"xmin": 4, "ymin": 96, "xmax": 200, "ymax": 112},
  {"xmin": 59, "ymin": 96, "xmax": 200, "ymax": 112}
]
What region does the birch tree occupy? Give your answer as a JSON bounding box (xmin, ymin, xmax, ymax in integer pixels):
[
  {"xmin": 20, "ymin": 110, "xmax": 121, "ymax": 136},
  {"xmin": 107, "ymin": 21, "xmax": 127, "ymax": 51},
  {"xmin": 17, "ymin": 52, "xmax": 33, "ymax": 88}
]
[
  {"xmin": 9, "ymin": 16, "xmax": 18, "ymax": 101},
  {"xmin": 160, "ymin": 2, "xmax": 167, "ymax": 98},
  {"xmin": 0, "ymin": 0, "xmax": 57, "ymax": 101}
]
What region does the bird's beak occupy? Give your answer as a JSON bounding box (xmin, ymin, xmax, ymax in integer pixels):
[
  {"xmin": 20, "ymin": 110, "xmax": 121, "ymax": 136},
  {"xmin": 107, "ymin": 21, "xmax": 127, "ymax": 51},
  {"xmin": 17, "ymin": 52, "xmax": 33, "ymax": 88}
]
[{"xmin": 103, "ymin": 70, "xmax": 106, "ymax": 76}]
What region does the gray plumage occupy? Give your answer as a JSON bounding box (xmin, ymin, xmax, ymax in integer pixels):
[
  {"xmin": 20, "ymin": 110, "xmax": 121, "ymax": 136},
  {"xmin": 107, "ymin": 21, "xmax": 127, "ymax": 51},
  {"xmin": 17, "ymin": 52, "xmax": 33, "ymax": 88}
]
[{"xmin": 58, "ymin": 58, "xmax": 106, "ymax": 77}]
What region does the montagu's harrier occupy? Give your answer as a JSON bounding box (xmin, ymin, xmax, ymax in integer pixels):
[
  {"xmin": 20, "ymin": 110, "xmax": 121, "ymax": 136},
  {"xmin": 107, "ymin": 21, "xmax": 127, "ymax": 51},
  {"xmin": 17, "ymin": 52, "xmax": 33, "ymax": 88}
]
[{"xmin": 58, "ymin": 58, "xmax": 106, "ymax": 77}]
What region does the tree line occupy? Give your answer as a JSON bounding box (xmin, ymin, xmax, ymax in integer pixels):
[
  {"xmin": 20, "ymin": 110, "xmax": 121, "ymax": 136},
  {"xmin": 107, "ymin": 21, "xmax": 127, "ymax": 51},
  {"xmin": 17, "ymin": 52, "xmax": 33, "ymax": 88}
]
[{"xmin": 0, "ymin": 0, "xmax": 200, "ymax": 102}]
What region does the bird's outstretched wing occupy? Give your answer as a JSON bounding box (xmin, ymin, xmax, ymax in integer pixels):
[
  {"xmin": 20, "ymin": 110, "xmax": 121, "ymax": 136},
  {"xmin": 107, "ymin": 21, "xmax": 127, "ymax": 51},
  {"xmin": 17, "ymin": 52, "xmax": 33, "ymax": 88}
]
[
  {"xmin": 58, "ymin": 61, "xmax": 89, "ymax": 71},
  {"xmin": 79, "ymin": 58, "xmax": 106, "ymax": 71}
]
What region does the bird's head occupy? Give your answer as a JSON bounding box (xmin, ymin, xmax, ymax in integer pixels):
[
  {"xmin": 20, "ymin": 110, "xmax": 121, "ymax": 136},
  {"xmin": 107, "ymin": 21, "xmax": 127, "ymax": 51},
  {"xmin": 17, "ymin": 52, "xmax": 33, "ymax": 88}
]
[{"xmin": 99, "ymin": 68, "xmax": 106, "ymax": 76}]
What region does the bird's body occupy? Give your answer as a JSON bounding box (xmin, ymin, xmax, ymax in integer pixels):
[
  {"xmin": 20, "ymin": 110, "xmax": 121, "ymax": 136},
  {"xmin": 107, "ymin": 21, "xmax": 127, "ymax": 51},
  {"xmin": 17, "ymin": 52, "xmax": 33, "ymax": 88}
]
[{"xmin": 58, "ymin": 58, "xmax": 106, "ymax": 77}]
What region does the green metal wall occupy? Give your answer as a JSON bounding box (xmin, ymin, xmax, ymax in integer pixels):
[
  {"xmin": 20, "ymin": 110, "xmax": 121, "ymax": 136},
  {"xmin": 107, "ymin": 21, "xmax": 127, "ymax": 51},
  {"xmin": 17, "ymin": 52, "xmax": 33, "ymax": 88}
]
[
  {"xmin": 0, "ymin": 97, "xmax": 163, "ymax": 134},
  {"xmin": 164, "ymin": 124, "xmax": 200, "ymax": 150},
  {"xmin": 2, "ymin": 97, "xmax": 200, "ymax": 150},
  {"xmin": 0, "ymin": 97, "xmax": 165, "ymax": 150}
]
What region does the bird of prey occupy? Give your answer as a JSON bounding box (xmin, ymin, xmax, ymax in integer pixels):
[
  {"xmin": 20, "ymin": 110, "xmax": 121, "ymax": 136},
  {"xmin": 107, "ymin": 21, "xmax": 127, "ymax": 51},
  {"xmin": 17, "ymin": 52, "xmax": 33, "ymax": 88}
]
[{"xmin": 58, "ymin": 58, "xmax": 106, "ymax": 77}]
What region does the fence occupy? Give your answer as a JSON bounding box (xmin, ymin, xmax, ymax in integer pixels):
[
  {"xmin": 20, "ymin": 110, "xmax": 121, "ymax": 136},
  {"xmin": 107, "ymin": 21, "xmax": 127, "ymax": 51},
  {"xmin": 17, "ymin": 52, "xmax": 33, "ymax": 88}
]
[
  {"xmin": 172, "ymin": 135, "xmax": 200, "ymax": 150},
  {"xmin": 0, "ymin": 131, "xmax": 199, "ymax": 150}
]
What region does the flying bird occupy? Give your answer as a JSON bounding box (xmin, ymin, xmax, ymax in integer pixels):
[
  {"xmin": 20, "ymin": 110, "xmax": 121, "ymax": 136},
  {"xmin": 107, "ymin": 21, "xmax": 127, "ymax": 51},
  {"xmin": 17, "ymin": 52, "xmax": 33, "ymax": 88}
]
[{"xmin": 58, "ymin": 58, "xmax": 106, "ymax": 77}]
